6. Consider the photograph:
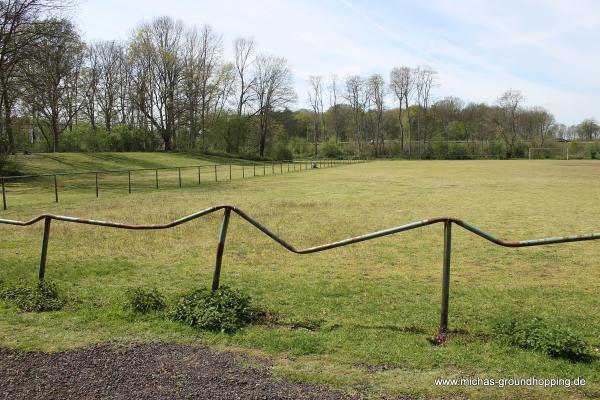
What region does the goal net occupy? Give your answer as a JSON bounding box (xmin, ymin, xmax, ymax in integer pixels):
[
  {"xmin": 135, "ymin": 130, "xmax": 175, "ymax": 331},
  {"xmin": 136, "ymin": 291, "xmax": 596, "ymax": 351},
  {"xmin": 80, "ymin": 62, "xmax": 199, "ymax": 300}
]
[{"xmin": 528, "ymin": 147, "xmax": 568, "ymax": 160}]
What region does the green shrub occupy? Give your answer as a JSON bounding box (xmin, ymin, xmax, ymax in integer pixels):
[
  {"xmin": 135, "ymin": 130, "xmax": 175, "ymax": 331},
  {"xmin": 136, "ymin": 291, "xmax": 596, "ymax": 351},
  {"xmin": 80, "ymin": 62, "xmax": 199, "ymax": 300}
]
[
  {"xmin": 272, "ymin": 142, "xmax": 293, "ymax": 160},
  {"xmin": 171, "ymin": 286, "xmax": 268, "ymax": 333},
  {"xmin": 124, "ymin": 287, "xmax": 166, "ymax": 314},
  {"xmin": 0, "ymin": 280, "xmax": 64, "ymax": 312},
  {"xmin": 494, "ymin": 317, "xmax": 593, "ymax": 362},
  {"xmin": 319, "ymin": 138, "xmax": 342, "ymax": 158}
]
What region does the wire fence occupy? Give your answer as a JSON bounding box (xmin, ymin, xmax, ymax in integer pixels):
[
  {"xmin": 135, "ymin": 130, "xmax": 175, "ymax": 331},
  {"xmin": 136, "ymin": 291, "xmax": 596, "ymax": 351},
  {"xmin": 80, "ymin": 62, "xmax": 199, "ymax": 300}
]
[
  {"xmin": 1, "ymin": 204, "xmax": 598, "ymax": 335},
  {"xmin": 0, "ymin": 158, "xmax": 366, "ymax": 210}
]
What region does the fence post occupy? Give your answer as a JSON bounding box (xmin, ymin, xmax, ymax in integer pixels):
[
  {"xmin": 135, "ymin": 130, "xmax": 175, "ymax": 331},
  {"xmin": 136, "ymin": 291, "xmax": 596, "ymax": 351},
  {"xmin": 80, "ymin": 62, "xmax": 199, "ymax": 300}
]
[
  {"xmin": 155, "ymin": 169, "xmax": 159, "ymax": 189},
  {"xmin": 2, "ymin": 177, "xmax": 6, "ymax": 210},
  {"xmin": 198, "ymin": 167, "xmax": 201, "ymax": 185},
  {"xmin": 440, "ymin": 220, "xmax": 452, "ymax": 334},
  {"xmin": 272, "ymin": 162, "xmax": 274, "ymax": 175},
  {"xmin": 128, "ymin": 171, "xmax": 132, "ymax": 194},
  {"xmin": 242, "ymin": 164, "xmax": 245, "ymax": 178},
  {"xmin": 178, "ymin": 168, "xmax": 182, "ymax": 188},
  {"xmin": 229, "ymin": 164, "xmax": 232, "ymax": 180},
  {"xmin": 95, "ymin": 173, "xmax": 99, "ymax": 198},
  {"xmin": 39, "ymin": 216, "xmax": 52, "ymax": 280},
  {"xmin": 263, "ymin": 163, "xmax": 266, "ymax": 175},
  {"xmin": 214, "ymin": 165, "xmax": 218, "ymax": 182},
  {"xmin": 287, "ymin": 161, "xmax": 290, "ymax": 172},
  {"xmin": 253, "ymin": 163, "xmax": 256, "ymax": 176},
  {"xmin": 212, "ymin": 208, "xmax": 231, "ymax": 291},
  {"xmin": 54, "ymin": 175, "xmax": 58, "ymax": 203},
  {"xmin": 280, "ymin": 163, "xmax": 282, "ymax": 174}
]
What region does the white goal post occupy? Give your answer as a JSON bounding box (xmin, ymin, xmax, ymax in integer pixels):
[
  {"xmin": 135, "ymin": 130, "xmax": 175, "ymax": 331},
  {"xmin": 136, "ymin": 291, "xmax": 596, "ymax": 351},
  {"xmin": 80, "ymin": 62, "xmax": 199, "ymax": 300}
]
[{"xmin": 528, "ymin": 147, "xmax": 569, "ymax": 160}]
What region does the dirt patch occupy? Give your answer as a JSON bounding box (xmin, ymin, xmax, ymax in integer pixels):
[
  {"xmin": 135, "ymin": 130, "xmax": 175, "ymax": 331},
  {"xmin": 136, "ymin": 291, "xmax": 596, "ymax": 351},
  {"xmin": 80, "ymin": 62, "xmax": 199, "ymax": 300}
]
[{"xmin": 0, "ymin": 342, "xmax": 379, "ymax": 400}]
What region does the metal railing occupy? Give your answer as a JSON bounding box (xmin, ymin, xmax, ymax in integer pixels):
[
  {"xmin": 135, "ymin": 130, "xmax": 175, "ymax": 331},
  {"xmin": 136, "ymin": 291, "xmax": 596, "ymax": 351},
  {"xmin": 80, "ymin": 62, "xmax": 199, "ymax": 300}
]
[
  {"xmin": 1, "ymin": 205, "xmax": 599, "ymax": 334},
  {"xmin": 0, "ymin": 158, "xmax": 366, "ymax": 210}
]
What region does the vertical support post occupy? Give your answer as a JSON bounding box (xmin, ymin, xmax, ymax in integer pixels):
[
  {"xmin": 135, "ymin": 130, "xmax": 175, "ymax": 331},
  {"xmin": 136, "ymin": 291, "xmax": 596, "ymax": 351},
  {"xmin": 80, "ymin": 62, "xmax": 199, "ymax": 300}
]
[
  {"xmin": 229, "ymin": 164, "xmax": 232, "ymax": 180},
  {"xmin": 287, "ymin": 162, "xmax": 290, "ymax": 172},
  {"xmin": 198, "ymin": 167, "xmax": 201, "ymax": 184},
  {"xmin": 253, "ymin": 163, "xmax": 256, "ymax": 176},
  {"xmin": 128, "ymin": 171, "xmax": 132, "ymax": 194},
  {"xmin": 54, "ymin": 175, "xmax": 58, "ymax": 203},
  {"xmin": 178, "ymin": 168, "xmax": 182, "ymax": 188},
  {"xmin": 263, "ymin": 163, "xmax": 266, "ymax": 175},
  {"xmin": 2, "ymin": 176, "xmax": 7, "ymax": 210},
  {"xmin": 242, "ymin": 164, "xmax": 245, "ymax": 178},
  {"xmin": 212, "ymin": 208, "xmax": 231, "ymax": 291},
  {"xmin": 272, "ymin": 162, "xmax": 274, "ymax": 175},
  {"xmin": 280, "ymin": 163, "xmax": 282, "ymax": 174},
  {"xmin": 39, "ymin": 217, "xmax": 52, "ymax": 280},
  {"xmin": 215, "ymin": 165, "xmax": 218, "ymax": 182},
  {"xmin": 95, "ymin": 173, "xmax": 99, "ymax": 198},
  {"xmin": 155, "ymin": 169, "xmax": 159, "ymax": 189},
  {"xmin": 440, "ymin": 220, "xmax": 452, "ymax": 334}
]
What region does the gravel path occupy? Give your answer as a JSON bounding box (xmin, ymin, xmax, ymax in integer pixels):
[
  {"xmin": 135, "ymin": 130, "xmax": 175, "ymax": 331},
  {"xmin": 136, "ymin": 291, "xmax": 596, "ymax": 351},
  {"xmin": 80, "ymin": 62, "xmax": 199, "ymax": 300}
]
[{"xmin": 0, "ymin": 342, "xmax": 370, "ymax": 400}]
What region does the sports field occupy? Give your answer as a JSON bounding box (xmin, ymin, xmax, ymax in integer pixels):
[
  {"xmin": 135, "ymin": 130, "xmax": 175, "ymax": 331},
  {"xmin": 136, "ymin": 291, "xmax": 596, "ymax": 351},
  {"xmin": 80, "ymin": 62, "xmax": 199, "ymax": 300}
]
[{"xmin": 1, "ymin": 158, "xmax": 599, "ymax": 399}]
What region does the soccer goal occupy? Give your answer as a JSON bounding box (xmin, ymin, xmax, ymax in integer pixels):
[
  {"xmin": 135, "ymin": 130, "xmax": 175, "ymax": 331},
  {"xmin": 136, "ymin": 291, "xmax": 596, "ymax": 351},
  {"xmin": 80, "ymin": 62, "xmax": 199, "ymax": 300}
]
[{"xmin": 528, "ymin": 147, "xmax": 569, "ymax": 160}]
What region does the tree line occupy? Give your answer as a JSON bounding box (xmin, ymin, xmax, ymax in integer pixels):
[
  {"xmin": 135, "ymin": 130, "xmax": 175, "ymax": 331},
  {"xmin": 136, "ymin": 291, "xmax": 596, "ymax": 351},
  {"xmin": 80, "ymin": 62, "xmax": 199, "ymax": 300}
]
[{"xmin": 1, "ymin": 0, "xmax": 599, "ymax": 163}]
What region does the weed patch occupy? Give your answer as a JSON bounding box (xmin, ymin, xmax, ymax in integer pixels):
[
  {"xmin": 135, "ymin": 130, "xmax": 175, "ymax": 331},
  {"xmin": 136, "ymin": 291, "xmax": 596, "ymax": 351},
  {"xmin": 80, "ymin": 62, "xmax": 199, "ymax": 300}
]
[
  {"xmin": 170, "ymin": 286, "xmax": 270, "ymax": 333},
  {"xmin": 0, "ymin": 280, "xmax": 65, "ymax": 312},
  {"xmin": 124, "ymin": 287, "xmax": 166, "ymax": 314},
  {"xmin": 495, "ymin": 317, "xmax": 593, "ymax": 362}
]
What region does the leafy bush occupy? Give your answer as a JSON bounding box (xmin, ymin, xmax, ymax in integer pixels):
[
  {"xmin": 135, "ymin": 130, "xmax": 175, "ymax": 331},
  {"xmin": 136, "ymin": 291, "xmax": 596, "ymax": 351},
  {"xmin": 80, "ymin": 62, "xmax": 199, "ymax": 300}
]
[
  {"xmin": 171, "ymin": 286, "xmax": 268, "ymax": 333},
  {"xmin": 272, "ymin": 142, "xmax": 293, "ymax": 160},
  {"xmin": 0, "ymin": 280, "xmax": 65, "ymax": 312},
  {"xmin": 494, "ymin": 317, "xmax": 593, "ymax": 362},
  {"xmin": 319, "ymin": 138, "xmax": 342, "ymax": 158},
  {"xmin": 124, "ymin": 287, "xmax": 166, "ymax": 314}
]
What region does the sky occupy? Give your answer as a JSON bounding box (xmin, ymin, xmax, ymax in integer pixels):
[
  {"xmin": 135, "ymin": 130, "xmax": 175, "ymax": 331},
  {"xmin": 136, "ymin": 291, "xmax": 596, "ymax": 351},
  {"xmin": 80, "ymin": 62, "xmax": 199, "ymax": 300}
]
[{"xmin": 74, "ymin": 0, "xmax": 600, "ymax": 125}]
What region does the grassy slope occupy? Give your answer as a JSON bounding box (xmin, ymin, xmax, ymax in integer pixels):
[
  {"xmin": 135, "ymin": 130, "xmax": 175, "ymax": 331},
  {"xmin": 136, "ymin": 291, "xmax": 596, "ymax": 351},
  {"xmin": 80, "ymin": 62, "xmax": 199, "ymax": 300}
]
[
  {"xmin": 8, "ymin": 152, "xmax": 248, "ymax": 175},
  {"xmin": 1, "ymin": 159, "xmax": 600, "ymax": 399}
]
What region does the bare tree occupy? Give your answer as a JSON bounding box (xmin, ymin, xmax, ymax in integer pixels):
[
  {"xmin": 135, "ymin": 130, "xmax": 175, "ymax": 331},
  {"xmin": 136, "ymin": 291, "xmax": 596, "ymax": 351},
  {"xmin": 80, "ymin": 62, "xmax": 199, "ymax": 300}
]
[
  {"xmin": 344, "ymin": 75, "xmax": 367, "ymax": 153},
  {"xmin": 389, "ymin": 66, "xmax": 413, "ymax": 152},
  {"xmin": 328, "ymin": 74, "xmax": 340, "ymax": 142},
  {"xmin": 129, "ymin": 16, "xmax": 185, "ymax": 150},
  {"xmin": 93, "ymin": 41, "xmax": 122, "ymax": 132},
  {"xmin": 252, "ymin": 53, "xmax": 295, "ymax": 157},
  {"xmin": 414, "ymin": 65, "xmax": 437, "ymax": 145},
  {"xmin": 308, "ymin": 75, "xmax": 324, "ymax": 158},
  {"xmin": 368, "ymin": 73, "xmax": 385, "ymax": 156},
  {"xmin": 495, "ymin": 89, "xmax": 524, "ymax": 157}
]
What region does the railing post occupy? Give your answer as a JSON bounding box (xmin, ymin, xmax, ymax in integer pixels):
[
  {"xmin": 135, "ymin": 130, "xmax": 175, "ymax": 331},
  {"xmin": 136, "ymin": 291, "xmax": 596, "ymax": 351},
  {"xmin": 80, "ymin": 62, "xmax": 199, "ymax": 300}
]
[
  {"xmin": 95, "ymin": 173, "xmax": 99, "ymax": 198},
  {"xmin": 128, "ymin": 170, "xmax": 132, "ymax": 194},
  {"xmin": 440, "ymin": 220, "xmax": 452, "ymax": 334},
  {"xmin": 280, "ymin": 163, "xmax": 282, "ymax": 174},
  {"xmin": 263, "ymin": 163, "xmax": 266, "ymax": 175},
  {"xmin": 272, "ymin": 162, "xmax": 274, "ymax": 175},
  {"xmin": 212, "ymin": 208, "xmax": 231, "ymax": 291},
  {"xmin": 198, "ymin": 167, "xmax": 201, "ymax": 184},
  {"xmin": 39, "ymin": 216, "xmax": 52, "ymax": 280},
  {"xmin": 214, "ymin": 165, "xmax": 218, "ymax": 182},
  {"xmin": 242, "ymin": 164, "xmax": 245, "ymax": 178},
  {"xmin": 229, "ymin": 164, "xmax": 232, "ymax": 180},
  {"xmin": 155, "ymin": 169, "xmax": 159, "ymax": 189},
  {"xmin": 2, "ymin": 176, "xmax": 6, "ymax": 210},
  {"xmin": 253, "ymin": 163, "xmax": 256, "ymax": 176},
  {"xmin": 54, "ymin": 175, "xmax": 58, "ymax": 203},
  {"xmin": 178, "ymin": 168, "xmax": 182, "ymax": 188}
]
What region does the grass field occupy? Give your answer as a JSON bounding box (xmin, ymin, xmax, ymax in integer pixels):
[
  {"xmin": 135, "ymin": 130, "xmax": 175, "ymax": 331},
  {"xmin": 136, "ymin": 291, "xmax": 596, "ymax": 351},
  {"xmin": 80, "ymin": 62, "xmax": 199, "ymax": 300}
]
[{"xmin": 1, "ymin": 157, "xmax": 600, "ymax": 399}]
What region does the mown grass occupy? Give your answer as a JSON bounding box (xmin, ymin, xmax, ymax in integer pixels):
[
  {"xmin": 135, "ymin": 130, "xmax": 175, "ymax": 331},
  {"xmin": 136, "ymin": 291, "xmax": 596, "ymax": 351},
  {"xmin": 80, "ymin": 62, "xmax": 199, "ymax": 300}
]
[{"xmin": 1, "ymin": 159, "xmax": 600, "ymax": 399}]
